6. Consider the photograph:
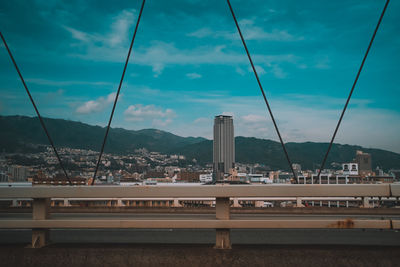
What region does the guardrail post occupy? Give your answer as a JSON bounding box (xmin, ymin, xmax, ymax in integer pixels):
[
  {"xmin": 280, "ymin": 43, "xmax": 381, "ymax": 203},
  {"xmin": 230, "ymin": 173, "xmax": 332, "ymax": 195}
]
[
  {"xmin": 296, "ymin": 197, "xmax": 304, "ymax": 208},
  {"xmin": 32, "ymin": 198, "xmax": 50, "ymax": 248},
  {"xmin": 215, "ymin": 197, "xmax": 231, "ymax": 249},
  {"xmin": 173, "ymin": 198, "xmax": 182, "ymax": 207},
  {"xmin": 233, "ymin": 198, "xmax": 241, "ymax": 207},
  {"xmin": 63, "ymin": 198, "xmax": 70, "ymax": 207},
  {"xmin": 255, "ymin": 200, "xmax": 263, "ymax": 207},
  {"xmin": 362, "ymin": 197, "xmax": 371, "ymax": 208}
]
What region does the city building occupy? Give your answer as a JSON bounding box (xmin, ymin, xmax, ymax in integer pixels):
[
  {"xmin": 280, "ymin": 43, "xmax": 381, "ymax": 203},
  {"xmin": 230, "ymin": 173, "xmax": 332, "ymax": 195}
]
[
  {"xmin": 364, "ymin": 176, "xmax": 394, "ymax": 184},
  {"xmin": 248, "ymin": 173, "xmax": 269, "ymax": 183},
  {"xmin": 199, "ymin": 173, "xmax": 213, "ymax": 183},
  {"xmin": 177, "ymin": 172, "xmax": 203, "ymax": 182},
  {"xmin": 7, "ymin": 165, "xmax": 28, "ymax": 182},
  {"xmin": 389, "ymin": 169, "xmax": 400, "ymax": 181},
  {"xmin": 144, "ymin": 171, "xmax": 165, "ymax": 179},
  {"xmin": 213, "ymin": 115, "xmax": 235, "ymax": 181},
  {"xmin": 292, "ymin": 163, "xmax": 302, "ymax": 173},
  {"xmin": 32, "ymin": 176, "xmax": 86, "ymax": 186},
  {"xmin": 0, "ymin": 171, "xmax": 7, "ymax": 182},
  {"xmin": 226, "ymin": 169, "xmax": 248, "ymax": 182},
  {"xmin": 342, "ymin": 163, "xmax": 358, "ymax": 175},
  {"xmin": 355, "ymin": 150, "xmax": 372, "ymax": 177}
]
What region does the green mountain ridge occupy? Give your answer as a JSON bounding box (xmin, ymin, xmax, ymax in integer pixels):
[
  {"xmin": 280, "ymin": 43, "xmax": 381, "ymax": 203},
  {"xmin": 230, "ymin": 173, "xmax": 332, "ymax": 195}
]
[{"xmin": 1, "ymin": 115, "xmax": 400, "ymax": 171}]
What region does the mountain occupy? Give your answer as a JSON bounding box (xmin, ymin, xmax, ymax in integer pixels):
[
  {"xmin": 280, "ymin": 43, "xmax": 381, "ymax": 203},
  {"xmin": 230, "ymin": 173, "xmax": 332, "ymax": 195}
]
[
  {"xmin": 1, "ymin": 115, "xmax": 400, "ymax": 171},
  {"xmin": 179, "ymin": 137, "xmax": 400, "ymax": 171},
  {"xmin": 0, "ymin": 115, "xmax": 206, "ymax": 155},
  {"xmin": 239, "ymin": 138, "xmax": 400, "ymax": 171}
]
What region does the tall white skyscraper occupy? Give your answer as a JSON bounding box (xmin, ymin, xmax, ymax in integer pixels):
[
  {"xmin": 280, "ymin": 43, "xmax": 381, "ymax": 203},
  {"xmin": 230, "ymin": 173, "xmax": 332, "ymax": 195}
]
[{"xmin": 213, "ymin": 115, "xmax": 235, "ymax": 181}]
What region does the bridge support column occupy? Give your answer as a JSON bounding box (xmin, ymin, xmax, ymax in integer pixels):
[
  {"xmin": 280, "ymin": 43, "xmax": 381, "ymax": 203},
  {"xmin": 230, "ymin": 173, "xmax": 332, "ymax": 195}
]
[
  {"xmin": 32, "ymin": 198, "xmax": 50, "ymax": 248},
  {"xmin": 215, "ymin": 197, "xmax": 231, "ymax": 249}
]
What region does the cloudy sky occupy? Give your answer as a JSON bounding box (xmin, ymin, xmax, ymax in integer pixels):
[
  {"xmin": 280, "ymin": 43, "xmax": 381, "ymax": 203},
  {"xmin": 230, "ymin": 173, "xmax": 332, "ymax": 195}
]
[{"xmin": 1, "ymin": 0, "xmax": 399, "ymax": 152}]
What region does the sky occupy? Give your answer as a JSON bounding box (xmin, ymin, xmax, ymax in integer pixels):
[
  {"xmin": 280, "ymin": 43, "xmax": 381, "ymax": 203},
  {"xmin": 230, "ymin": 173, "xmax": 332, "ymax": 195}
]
[{"xmin": 1, "ymin": 0, "xmax": 399, "ymax": 152}]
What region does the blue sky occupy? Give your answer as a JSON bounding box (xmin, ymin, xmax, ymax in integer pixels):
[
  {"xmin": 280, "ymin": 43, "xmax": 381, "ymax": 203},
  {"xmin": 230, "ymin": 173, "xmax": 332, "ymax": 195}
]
[{"xmin": 1, "ymin": 0, "xmax": 399, "ymax": 152}]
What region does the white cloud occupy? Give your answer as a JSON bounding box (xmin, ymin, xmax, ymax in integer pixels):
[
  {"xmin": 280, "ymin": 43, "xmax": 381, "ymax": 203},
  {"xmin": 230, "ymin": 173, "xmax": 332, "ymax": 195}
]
[
  {"xmin": 26, "ymin": 78, "xmax": 112, "ymax": 87},
  {"xmin": 124, "ymin": 104, "xmax": 176, "ymax": 126},
  {"xmin": 63, "ymin": 12, "xmax": 301, "ymax": 79},
  {"xmin": 44, "ymin": 88, "xmax": 65, "ymax": 101},
  {"xmin": 270, "ymin": 64, "xmax": 286, "ymax": 78},
  {"xmin": 130, "ymin": 42, "xmax": 298, "ymax": 78},
  {"xmin": 314, "ymin": 55, "xmax": 331, "ymax": 69},
  {"xmin": 64, "ymin": 9, "xmax": 137, "ymax": 62},
  {"xmin": 169, "ymin": 92, "xmax": 400, "ymax": 153},
  {"xmin": 234, "ymin": 114, "xmax": 272, "ymax": 139},
  {"xmin": 235, "ymin": 67, "xmax": 246, "ymax": 75},
  {"xmin": 187, "ymin": 28, "xmax": 213, "ymax": 38},
  {"xmin": 221, "ymin": 111, "xmax": 235, "ymax": 117},
  {"xmin": 242, "ymin": 28, "xmax": 299, "ymax": 42},
  {"xmin": 66, "ymin": 9, "xmax": 136, "ymax": 48},
  {"xmin": 108, "ymin": 10, "xmax": 136, "ymax": 47},
  {"xmin": 75, "ymin": 92, "xmax": 116, "ymax": 114},
  {"xmin": 187, "ymin": 19, "xmax": 303, "ymax": 42},
  {"xmin": 186, "ymin": 72, "xmax": 202, "ymax": 79},
  {"xmin": 137, "ymin": 86, "xmax": 160, "ymax": 95},
  {"xmin": 249, "ymin": 65, "xmax": 266, "ymax": 75},
  {"xmin": 63, "ymin": 26, "xmax": 90, "ymax": 42},
  {"xmin": 193, "ymin": 117, "xmax": 210, "ymax": 124},
  {"xmin": 151, "ymin": 63, "xmax": 165, "ymax": 77},
  {"xmin": 240, "ymin": 114, "xmax": 267, "ymax": 124}
]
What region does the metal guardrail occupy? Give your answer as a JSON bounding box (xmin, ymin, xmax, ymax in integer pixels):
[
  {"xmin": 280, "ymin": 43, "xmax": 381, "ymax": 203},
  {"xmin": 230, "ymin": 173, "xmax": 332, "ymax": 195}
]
[
  {"xmin": 0, "ymin": 184, "xmax": 399, "ymax": 249},
  {"xmin": 0, "ymin": 184, "xmax": 396, "ymax": 197}
]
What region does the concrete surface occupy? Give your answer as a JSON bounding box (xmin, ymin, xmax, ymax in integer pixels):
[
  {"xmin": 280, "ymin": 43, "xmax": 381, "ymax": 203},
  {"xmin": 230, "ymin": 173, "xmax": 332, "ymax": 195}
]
[{"xmin": 0, "ymin": 244, "xmax": 399, "ymax": 267}]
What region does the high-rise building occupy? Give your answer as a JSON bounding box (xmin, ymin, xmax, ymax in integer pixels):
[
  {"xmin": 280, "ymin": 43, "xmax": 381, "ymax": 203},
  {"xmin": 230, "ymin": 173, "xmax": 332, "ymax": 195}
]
[
  {"xmin": 355, "ymin": 150, "xmax": 372, "ymax": 177},
  {"xmin": 213, "ymin": 115, "xmax": 235, "ymax": 181}
]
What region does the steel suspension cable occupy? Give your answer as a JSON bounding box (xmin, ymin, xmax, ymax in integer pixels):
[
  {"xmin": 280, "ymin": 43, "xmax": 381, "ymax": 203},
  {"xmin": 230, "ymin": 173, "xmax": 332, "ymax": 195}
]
[
  {"xmin": 1, "ymin": 32, "xmax": 72, "ymax": 185},
  {"xmin": 91, "ymin": 0, "xmax": 145, "ymax": 185},
  {"xmin": 227, "ymin": 0, "xmax": 298, "ymax": 181},
  {"xmin": 316, "ymin": 0, "xmax": 390, "ymax": 180}
]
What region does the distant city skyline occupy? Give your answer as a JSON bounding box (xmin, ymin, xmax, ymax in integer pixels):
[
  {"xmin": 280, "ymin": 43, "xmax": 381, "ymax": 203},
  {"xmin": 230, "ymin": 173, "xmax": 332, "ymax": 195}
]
[{"xmin": 1, "ymin": 0, "xmax": 399, "ymax": 152}]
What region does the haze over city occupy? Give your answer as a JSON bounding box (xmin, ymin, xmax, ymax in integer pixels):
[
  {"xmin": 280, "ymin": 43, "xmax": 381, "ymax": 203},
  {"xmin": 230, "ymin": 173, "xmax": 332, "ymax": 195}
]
[{"xmin": 1, "ymin": 0, "xmax": 400, "ymax": 152}]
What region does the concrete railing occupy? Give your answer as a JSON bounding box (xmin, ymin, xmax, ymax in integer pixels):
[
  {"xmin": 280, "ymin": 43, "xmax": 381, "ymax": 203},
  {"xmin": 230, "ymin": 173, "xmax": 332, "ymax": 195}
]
[
  {"xmin": 3, "ymin": 196, "xmax": 399, "ymax": 208},
  {"xmin": 0, "ymin": 184, "xmax": 399, "ymax": 249}
]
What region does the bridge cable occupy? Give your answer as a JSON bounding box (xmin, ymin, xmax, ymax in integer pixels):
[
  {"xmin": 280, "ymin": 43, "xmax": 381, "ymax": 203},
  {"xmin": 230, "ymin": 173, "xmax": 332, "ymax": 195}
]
[
  {"xmin": 91, "ymin": 0, "xmax": 146, "ymax": 185},
  {"xmin": 316, "ymin": 0, "xmax": 390, "ymax": 181},
  {"xmin": 0, "ymin": 32, "xmax": 72, "ymax": 185},
  {"xmin": 227, "ymin": 0, "xmax": 298, "ymax": 182}
]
